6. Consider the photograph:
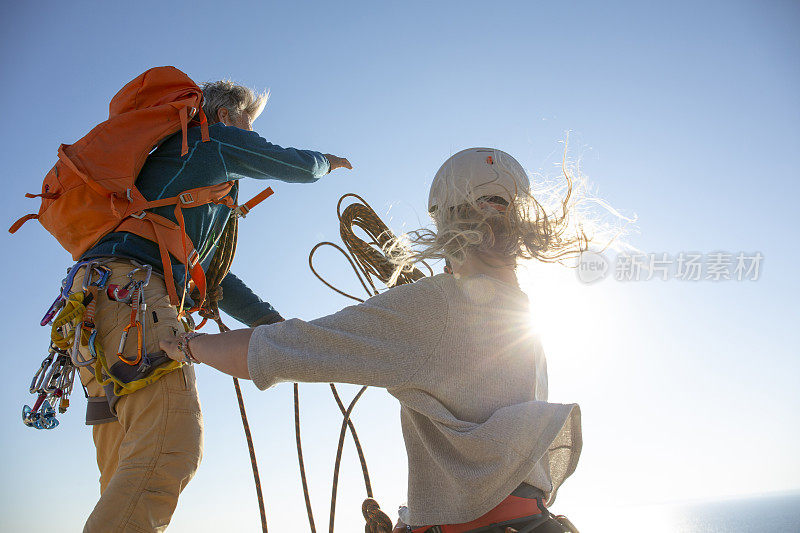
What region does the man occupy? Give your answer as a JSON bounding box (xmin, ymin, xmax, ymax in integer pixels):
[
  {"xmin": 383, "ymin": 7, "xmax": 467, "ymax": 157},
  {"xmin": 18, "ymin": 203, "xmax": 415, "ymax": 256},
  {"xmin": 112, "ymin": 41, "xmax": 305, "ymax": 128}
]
[{"xmin": 76, "ymin": 79, "xmax": 351, "ymax": 532}]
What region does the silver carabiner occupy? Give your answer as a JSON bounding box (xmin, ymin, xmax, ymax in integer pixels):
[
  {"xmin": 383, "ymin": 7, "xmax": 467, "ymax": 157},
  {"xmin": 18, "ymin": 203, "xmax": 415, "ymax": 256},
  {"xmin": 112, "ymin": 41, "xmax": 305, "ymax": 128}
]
[
  {"xmin": 82, "ymin": 262, "xmax": 112, "ymax": 291},
  {"xmin": 62, "ymin": 365, "xmax": 76, "ymax": 396},
  {"xmin": 42, "ymin": 355, "xmax": 67, "ymax": 393},
  {"xmin": 70, "ymin": 323, "xmax": 96, "ymax": 367},
  {"xmin": 29, "ymin": 351, "xmax": 55, "ymax": 393},
  {"xmin": 60, "ymin": 259, "xmax": 96, "ymax": 299},
  {"xmin": 127, "ymin": 264, "xmax": 152, "ymax": 288}
]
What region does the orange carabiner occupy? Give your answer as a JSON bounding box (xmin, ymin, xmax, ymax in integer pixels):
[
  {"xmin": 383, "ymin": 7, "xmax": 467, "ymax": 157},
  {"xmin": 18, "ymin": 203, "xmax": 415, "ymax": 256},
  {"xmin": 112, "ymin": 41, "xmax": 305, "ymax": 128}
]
[{"xmin": 117, "ymin": 321, "xmax": 143, "ymax": 366}]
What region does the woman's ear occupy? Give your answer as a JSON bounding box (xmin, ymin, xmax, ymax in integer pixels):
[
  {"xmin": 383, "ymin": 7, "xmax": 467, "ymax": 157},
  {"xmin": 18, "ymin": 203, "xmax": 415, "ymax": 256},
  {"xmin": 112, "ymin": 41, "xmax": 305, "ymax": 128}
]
[{"xmin": 444, "ymin": 259, "xmax": 453, "ymax": 275}]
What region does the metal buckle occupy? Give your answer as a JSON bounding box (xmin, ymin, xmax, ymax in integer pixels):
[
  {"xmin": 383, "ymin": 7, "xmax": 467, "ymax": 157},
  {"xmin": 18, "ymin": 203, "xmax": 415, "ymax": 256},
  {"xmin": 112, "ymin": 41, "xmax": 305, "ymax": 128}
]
[
  {"xmin": 234, "ymin": 204, "xmax": 250, "ymax": 219},
  {"xmin": 179, "ymin": 192, "xmax": 194, "ymax": 204},
  {"xmin": 187, "ymin": 250, "xmax": 199, "ymax": 268},
  {"xmin": 130, "ymin": 211, "xmax": 146, "ymax": 219}
]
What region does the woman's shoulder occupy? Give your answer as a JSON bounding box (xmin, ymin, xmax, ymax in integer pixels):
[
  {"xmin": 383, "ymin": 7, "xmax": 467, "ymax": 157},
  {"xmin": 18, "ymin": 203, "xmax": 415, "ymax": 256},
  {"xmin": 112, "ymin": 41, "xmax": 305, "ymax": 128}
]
[
  {"xmin": 373, "ymin": 273, "xmax": 527, "ymax": 308},
  {"xmin": 366, "ymin": 274, "xmax": 449, "ymax": 308}
]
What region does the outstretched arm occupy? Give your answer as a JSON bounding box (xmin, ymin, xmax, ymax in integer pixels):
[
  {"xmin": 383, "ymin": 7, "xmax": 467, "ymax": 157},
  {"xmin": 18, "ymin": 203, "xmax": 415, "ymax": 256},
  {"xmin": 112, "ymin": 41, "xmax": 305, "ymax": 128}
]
[
  {"xmin": 162, "ymin": 329, "xmax": 254, "ymax": 379},
  {"xmin": 160, "ymin": 278, "xmax": 447, "ymax": 390},
  {"xmin": 210, "ymin": 124, "xmax": 352, "ymax": 183}
]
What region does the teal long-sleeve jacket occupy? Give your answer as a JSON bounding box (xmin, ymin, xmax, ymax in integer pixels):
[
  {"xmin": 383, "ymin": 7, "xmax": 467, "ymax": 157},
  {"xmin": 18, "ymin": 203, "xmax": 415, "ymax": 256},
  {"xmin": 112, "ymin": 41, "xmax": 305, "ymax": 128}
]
[{"xmin": 82, "ymin": 122, "xmax": 331, "ymax": 326}]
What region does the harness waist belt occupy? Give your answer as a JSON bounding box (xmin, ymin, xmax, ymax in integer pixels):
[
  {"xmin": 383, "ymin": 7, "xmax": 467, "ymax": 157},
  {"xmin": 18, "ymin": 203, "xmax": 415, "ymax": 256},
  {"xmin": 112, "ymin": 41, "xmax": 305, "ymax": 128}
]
[{"xmin": 413, "ymin": 494, "xmax": 546, "ymax": 533}]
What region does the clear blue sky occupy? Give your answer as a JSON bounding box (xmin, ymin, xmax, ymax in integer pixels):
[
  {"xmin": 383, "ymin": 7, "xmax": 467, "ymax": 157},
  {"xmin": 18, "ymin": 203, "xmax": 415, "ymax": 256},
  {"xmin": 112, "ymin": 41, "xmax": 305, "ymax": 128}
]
[{"xmin": 1, "ymin": 1, "xmax": 798, "ymax": 531}]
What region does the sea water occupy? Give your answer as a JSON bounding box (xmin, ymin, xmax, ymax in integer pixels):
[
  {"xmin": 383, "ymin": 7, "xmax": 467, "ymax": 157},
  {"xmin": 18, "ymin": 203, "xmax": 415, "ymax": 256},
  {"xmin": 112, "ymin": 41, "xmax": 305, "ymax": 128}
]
[{"xmin": 559, "ymin": 492, "xmax": 800, "ymax": 532}]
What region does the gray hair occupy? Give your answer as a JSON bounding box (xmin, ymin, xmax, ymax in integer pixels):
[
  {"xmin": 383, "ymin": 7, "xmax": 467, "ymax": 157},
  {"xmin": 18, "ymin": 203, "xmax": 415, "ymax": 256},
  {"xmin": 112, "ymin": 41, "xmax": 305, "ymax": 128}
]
[{"xmin": 201, "ymin": 80, "xmax": 269, "ymax": 123}]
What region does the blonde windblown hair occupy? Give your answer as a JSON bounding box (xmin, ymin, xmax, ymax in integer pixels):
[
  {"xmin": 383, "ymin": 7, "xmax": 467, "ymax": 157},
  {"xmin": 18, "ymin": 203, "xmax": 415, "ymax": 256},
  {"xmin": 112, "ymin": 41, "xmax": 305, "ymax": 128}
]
[{"xmin": 385, "ymin": 147, "xmax": 630, "ymax": 284}]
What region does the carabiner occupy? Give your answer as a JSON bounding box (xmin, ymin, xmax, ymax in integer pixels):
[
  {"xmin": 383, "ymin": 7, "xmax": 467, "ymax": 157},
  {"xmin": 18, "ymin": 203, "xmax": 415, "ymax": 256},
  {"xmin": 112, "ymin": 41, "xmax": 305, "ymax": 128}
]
[
  {"xmin": 70, "ymin": 324, "xmax": 97, "ymax": 367},
  {"xmin": 107, "ymin": 280, "xmax": 135, "ymax": 303},
  {"xmin": 22, "ymin": 393, "xmax": 47, "ymax": 429},
  {"xmin": 117, "ymin": 321, "xmax": 143, "ymax": 366},
  {"xmin": 29, "ymin": 352, "xmax": 54, "ymax": 393},
  {"xmin": 82, "ymin": 263, "xmax": 112, "ymax": 291},
  {"xmin": 37, "ymin": 400, "xmax": 59, "ymax": 430},
  {"xmin": 41, "ymin": 259, "xmax": 96, "ymax": 326},
  {"xmin": 87, "ymin": 329, "xmax": 99, "ymax": 359},
  {"xmin": 40, "ymin": 295, "xmax": 66, "ymax": 326},
  {"xmin": 42, "ymin": 355, "xmax": 65, "ymax": 393},
  {"xmin": 94, "ymin": 266, "xmax": 111, "ymax": 289},
  {"xmin": 128, "ymin": 264, "xmax": 152, "ymax": 288},
  {"xmin": 60, "ymin": 259, "xmax": 96, "ymax": 299}
]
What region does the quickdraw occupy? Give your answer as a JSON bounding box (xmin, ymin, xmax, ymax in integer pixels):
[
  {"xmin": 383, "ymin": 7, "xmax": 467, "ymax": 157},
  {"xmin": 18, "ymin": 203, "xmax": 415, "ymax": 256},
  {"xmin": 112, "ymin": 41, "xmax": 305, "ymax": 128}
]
[
  {"xmin": 114, "ymin": 266, "xmax": 150, "ymax": 366},
  {"xmin": 22, "ymin": 260, "xmax": 112, "ymax": 430},
  {"xmin": 71, "ymin": 262, "xmax": 111, "ymax": 367},
  {"xmin": 22, "ymin": 344, "xmax": 75, "ymax": 430}
]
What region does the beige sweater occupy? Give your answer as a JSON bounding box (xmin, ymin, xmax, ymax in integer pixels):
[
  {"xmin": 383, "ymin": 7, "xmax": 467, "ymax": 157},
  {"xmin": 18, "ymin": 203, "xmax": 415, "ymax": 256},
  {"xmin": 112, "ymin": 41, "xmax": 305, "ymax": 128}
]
[{"xmin": 248, "ymin": 274, "xmax": 581, "ymax": 526}]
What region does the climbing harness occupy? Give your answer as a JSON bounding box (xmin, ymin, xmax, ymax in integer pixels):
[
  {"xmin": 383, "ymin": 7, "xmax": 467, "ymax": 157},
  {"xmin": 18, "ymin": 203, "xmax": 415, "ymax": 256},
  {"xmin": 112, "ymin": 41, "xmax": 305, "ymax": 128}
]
[
  {"xmin": 299, "ymin": 193, "xmax": 431, "ymax": 533},
  {"xmin": 406, "ymin": 494, "xmax": 580, "ymax": 532}
]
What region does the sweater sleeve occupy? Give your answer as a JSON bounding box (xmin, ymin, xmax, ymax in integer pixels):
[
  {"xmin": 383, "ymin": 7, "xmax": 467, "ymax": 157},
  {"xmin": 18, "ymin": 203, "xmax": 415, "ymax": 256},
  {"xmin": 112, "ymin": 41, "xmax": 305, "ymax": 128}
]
[
  {"xmin": 211, "ymin": 124, "xmax": 331, "ymax": 183},
  {"xmin": 247, "ymin": 278, "xmax": 447, "ymax": 390},
  {"xmin": 218, "ymin": 271, "xmax": 283, "ymax": 327}
]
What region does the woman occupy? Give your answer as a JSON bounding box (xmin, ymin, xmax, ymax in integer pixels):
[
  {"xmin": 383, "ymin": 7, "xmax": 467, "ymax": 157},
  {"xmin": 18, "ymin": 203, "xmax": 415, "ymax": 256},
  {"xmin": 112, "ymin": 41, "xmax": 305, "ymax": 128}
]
[{"xmin": 161, "ymin": 147, "xmax": 592, "ymax": 532}]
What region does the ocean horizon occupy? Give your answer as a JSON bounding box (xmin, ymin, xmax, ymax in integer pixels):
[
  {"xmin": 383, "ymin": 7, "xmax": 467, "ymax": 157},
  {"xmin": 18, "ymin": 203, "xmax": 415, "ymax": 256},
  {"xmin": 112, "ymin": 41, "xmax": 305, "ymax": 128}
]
[{"xmin": 557, "ymin": 491, "xmax": 800, "ymax": 532}]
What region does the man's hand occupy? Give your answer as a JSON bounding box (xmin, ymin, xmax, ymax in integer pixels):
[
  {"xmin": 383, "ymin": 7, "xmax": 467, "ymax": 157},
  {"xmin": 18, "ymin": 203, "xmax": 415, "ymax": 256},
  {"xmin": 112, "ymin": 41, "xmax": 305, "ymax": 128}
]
[{"xmin": 324, "ymin": 154, "xmax": 353, "ymax": 172}]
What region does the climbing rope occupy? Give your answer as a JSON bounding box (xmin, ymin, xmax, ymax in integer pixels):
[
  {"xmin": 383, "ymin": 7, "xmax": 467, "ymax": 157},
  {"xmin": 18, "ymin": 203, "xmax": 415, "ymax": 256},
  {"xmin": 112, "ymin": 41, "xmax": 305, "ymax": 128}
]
[
  {"xmin": 304, "ymin": 193, "xmax": 432, "ymax": 533},
  {"xmin": 200, "ymin": 193, "xmax": 429, "ymax": 533},
  {"xmin": 196, "ymin": 215, "xmax": 270, "ymax": 533}
]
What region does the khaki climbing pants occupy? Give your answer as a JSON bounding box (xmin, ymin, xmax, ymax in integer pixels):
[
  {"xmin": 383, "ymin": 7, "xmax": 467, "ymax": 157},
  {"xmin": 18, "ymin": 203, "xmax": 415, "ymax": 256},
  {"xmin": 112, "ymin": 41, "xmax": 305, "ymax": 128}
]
[{"xmin": 74, "ymin": 260, "xmax": 203, "ymax": 533}]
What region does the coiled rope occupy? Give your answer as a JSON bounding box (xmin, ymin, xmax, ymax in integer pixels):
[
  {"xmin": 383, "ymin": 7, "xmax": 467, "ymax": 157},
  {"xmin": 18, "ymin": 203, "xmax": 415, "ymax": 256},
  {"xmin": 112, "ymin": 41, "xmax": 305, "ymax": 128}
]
[
  {"xmin": 200, "ymin": 193, "xmax": 430, "ymax": 533},
  {"xmin": 302, "ymin": 193, "xmax": 431, "ymax": 533}
]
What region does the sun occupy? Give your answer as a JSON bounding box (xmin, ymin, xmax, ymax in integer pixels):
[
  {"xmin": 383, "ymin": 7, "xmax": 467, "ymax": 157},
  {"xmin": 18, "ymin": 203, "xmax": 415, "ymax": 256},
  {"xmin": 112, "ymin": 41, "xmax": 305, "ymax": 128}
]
[{"xmin": 517, "ymin": 260, "xmax": 618, "ymax": 394}]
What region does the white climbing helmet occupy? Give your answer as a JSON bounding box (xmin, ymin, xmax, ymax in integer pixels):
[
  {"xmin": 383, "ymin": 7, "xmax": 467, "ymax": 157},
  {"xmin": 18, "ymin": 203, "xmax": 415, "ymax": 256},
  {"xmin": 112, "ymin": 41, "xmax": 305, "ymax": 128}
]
[{"xmin": 428, "ymin": 147, "xmax": 530, "ymax": 213}]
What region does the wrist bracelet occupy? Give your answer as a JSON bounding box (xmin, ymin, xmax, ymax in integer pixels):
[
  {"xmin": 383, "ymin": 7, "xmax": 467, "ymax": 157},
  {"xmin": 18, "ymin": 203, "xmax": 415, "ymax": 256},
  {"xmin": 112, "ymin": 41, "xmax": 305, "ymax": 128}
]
[{"xmin": 178, "ymin": 331, "xmax": 206, "ymax": 364}]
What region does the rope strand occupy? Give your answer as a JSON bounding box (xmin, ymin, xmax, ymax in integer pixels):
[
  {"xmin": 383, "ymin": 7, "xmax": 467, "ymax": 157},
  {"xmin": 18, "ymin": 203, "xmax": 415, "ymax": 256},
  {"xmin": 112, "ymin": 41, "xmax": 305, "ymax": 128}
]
[
  {"xmin": 197, "ymin": 216, "xmax": 269, "ymax": 533},
  {"xmin": 306, "ymin": 194, "xmax": 431, "ymax": 533},
  {"xmin": 201, "ymin": 193, "xmax": 426, "ymax": 533}
]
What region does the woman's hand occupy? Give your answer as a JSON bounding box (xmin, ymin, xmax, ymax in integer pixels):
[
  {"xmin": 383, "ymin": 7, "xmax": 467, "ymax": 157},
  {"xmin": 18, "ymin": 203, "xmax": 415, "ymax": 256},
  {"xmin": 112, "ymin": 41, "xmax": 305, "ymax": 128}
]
[
  {"xmin": 159, "ymin": 328, "xmax": 254, "ymax": 379},
  {"xmin": 159, "ymin": 336, "xmax": 183, "ymax": 362}
]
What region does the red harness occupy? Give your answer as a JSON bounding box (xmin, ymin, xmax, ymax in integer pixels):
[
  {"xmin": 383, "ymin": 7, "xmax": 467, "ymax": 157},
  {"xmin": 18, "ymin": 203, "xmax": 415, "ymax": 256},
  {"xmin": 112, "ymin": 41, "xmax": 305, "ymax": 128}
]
[{"xmin": 411, "ymin": 495, "xmax": 546, "ymax": 533}]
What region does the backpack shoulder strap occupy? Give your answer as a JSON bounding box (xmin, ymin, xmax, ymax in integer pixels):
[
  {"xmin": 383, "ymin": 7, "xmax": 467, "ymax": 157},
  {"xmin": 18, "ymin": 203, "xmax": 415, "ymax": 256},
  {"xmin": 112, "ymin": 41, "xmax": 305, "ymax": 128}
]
[{"xmin": 117, "ymin": 181, "xmax": 235, "ymax": 310}]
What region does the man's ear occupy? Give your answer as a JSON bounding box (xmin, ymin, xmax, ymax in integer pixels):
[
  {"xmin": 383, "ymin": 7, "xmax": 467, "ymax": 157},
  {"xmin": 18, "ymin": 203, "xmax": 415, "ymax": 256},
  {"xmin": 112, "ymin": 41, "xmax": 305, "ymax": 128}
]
[{"xmin": 217, "ymin": 107, "xmax": 229, "ymax": 125}]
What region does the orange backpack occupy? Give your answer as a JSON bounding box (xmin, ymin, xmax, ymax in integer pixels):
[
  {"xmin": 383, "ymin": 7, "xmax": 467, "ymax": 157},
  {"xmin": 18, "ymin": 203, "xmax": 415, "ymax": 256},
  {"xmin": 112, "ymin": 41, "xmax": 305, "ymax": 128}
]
[{"xmin": 9, "ymin": 66, "xmax": 272, "ymax": 312}]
